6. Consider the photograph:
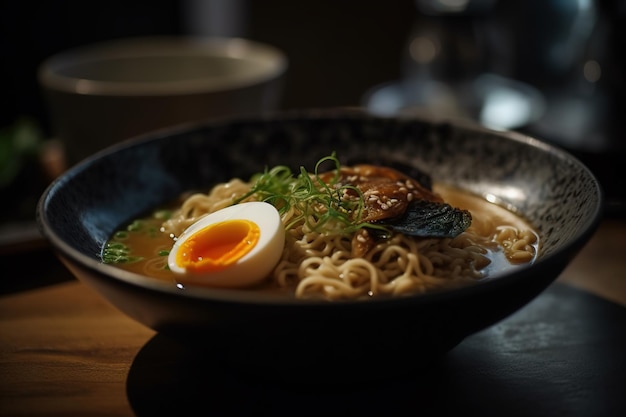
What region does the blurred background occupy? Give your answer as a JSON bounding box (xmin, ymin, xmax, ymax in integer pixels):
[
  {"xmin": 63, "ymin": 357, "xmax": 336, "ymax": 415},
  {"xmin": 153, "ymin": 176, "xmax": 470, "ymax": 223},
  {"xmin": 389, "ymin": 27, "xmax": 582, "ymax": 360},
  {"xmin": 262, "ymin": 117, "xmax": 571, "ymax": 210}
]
[{"xmin": 1, "ymin": 0, "xmax": 625, "ymax": 252}]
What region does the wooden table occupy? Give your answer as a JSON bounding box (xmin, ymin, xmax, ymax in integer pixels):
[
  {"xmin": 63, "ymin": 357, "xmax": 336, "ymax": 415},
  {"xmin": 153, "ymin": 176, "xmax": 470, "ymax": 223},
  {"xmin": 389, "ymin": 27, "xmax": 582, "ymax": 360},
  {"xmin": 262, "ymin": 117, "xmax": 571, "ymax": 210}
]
[{"xmin": 1, "ymin": 218, "xmax": 625, "ymax": 416}]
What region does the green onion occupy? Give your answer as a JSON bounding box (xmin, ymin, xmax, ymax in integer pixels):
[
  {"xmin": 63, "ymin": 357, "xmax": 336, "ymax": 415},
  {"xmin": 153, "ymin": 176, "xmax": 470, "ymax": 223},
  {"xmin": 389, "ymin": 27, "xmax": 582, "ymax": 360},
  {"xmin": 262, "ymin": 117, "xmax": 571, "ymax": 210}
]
[
  {"xmin": 102, "ymin": 242, "xmax": 143, "ymax": 264},
  {"xmin": 127, "ymin": 220, "xmax": 144, "ymax": 232},
  {"xmin": 113, "ymin": 231, "xmax": 128, "ymax": 240}
]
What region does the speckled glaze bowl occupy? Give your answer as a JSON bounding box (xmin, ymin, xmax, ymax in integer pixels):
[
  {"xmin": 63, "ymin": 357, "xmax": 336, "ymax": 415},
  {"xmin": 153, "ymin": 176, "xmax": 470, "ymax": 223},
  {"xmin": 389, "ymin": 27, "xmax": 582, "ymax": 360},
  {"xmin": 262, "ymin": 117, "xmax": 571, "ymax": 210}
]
[{"xmin": 37, "ymin": 109, "xmax": 603, "ymax": 379}]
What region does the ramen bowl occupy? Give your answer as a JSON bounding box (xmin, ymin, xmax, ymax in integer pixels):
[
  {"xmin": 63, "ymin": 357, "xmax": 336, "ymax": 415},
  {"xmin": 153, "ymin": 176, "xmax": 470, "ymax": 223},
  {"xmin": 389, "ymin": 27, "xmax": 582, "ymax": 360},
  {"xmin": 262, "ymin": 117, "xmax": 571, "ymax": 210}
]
[{"xmin": 36, "ymin": 109, "xmax": 603, "ymax": 380}]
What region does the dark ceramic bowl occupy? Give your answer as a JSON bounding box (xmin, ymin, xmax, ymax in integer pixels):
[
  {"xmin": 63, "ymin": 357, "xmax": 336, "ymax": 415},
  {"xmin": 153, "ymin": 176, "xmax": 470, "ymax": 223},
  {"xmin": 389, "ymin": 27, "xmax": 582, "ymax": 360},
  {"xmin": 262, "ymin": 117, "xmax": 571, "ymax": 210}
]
[{"xmin": 37, "ymin": 109, "xmax": 603, "ymax": 380}]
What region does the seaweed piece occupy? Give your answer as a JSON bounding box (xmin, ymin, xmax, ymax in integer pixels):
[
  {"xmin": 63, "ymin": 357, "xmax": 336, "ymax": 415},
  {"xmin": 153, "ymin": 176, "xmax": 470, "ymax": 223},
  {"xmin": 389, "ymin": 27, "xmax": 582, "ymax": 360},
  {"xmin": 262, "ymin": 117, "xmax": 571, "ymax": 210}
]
[{"xmin": 382, "ymin": 200, "xmax": 472, "ymax": 238}]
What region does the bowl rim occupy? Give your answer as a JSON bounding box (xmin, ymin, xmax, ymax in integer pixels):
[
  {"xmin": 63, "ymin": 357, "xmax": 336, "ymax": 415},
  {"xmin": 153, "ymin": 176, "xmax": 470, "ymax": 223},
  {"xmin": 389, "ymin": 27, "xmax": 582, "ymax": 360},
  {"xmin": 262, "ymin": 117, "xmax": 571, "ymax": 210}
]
[
  {"xmin": 37, "ymin": 35, "xmax": 289, "ymax": 96},
  {"xmin": 36, "ymin": 110, "xmax": 605, "ymax": 307}
]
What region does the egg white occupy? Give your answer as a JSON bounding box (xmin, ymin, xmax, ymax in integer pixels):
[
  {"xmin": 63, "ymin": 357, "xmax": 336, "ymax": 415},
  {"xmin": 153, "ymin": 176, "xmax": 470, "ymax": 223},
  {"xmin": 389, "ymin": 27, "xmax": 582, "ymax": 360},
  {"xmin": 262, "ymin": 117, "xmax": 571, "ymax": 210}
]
[{"xmin": 168, "ymin": 201, "xmax": 285, "ymax": 288}]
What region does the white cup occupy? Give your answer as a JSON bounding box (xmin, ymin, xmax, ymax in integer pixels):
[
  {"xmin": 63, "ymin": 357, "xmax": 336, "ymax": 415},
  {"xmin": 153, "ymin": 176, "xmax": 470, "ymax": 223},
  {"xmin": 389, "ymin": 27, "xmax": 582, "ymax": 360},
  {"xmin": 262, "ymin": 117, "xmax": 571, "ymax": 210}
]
[{"xmin": 38, "ymin": 36, "xmax": 288, "ymax": 165}]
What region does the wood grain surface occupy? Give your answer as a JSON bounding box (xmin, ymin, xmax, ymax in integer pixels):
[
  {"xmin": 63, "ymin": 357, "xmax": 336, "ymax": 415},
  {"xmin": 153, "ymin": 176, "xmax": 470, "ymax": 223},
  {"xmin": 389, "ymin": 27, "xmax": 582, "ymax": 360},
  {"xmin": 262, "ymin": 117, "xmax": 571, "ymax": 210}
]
[{"xmin": 0, "ymin": 283, "xmax": 154, "ymax": 417}]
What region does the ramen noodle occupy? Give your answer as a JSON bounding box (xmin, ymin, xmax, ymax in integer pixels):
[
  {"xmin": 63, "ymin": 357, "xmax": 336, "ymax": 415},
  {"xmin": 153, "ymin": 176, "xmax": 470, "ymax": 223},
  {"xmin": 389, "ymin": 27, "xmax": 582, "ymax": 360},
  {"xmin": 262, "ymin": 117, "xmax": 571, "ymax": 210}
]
[{"xmin": 104, "ymin": 157, "xmax": 539, "ymax": 300}]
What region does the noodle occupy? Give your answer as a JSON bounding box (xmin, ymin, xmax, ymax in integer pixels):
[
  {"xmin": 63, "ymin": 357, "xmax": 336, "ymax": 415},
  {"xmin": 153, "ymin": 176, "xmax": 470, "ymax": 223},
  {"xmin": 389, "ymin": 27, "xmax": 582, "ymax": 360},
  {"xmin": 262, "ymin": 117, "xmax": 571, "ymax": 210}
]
[
  {"xmin": 149, "ymin": 177, "xmax": 538, "ymax": 300},
  {"xmin": 162, "ymin": 179, "xmax": 252, "ymax": 235}
]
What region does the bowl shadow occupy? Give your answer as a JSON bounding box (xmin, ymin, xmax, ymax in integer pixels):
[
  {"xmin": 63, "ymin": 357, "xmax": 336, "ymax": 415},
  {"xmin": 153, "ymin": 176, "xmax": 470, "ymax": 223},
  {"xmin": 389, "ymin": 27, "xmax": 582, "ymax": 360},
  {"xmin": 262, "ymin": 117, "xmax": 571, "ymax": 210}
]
[
  {"xmin": 125, "ymin": 283, "xmax": 626, "ymax": 417},
  {"xmin": 126, "ymin": 330, "xmax": 453, "ymax": 416}
]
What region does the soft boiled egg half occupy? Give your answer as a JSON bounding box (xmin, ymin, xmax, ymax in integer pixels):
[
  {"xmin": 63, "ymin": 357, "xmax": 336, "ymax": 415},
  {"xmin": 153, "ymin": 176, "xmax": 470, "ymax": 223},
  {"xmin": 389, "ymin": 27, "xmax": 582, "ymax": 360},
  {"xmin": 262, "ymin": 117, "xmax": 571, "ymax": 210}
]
[{"xmin": 168, "ymin": 201, "xmax": 285, "ymax": 288}]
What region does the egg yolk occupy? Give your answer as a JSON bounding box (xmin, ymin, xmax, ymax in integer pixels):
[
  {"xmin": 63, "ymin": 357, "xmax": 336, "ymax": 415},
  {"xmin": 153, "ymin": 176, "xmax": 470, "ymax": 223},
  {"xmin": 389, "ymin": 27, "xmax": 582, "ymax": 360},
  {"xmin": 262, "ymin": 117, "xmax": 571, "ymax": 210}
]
[{"xmin": 174, "ymin": 219, "xmax": 260, "ymax": 273}]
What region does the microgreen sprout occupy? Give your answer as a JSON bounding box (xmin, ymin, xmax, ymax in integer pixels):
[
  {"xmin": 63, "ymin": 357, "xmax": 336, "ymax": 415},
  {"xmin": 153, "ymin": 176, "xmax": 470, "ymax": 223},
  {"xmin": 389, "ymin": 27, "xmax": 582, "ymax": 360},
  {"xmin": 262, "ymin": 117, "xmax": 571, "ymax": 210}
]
[{"xmin": 233, "ymin": 153, "xmax": 387, "ymax": 235}]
